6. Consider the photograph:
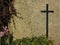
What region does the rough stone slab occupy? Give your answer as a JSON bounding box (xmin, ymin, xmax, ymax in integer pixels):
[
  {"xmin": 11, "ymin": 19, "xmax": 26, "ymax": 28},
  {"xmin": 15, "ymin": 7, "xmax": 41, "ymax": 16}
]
[{"xmin": 8, "ymin": 0, "xmax": 60, "ymax": 45}]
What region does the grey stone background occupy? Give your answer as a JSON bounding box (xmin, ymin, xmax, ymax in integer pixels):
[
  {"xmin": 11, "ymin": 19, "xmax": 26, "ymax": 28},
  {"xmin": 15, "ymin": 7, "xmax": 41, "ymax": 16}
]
[{"xmin": 8, "ymin": 0, "xmax": 60, "ymax": 45}]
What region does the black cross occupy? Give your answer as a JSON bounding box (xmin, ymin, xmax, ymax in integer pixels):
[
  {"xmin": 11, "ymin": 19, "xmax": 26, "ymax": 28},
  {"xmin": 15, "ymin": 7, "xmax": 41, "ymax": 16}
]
[{"xmin": 41, "ymin": 4, "xmax": 54, "ymax": 38}]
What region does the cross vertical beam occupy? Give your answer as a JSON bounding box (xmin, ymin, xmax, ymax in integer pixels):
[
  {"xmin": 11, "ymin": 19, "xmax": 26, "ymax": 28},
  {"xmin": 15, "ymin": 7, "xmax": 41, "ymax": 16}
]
[{"xmin": 41, "ymin": 4, "xmax": 54, "ymax": 38}]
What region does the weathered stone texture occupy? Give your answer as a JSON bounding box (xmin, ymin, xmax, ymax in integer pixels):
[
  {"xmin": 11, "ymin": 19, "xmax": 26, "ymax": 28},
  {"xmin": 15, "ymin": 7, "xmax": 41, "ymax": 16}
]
[{"xmin": 8, "ymin": 0, "xmax": 60, "ymax": 45}]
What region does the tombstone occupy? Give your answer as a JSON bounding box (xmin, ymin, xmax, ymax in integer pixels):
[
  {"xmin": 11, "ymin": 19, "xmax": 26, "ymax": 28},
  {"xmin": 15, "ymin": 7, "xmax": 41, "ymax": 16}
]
[
  {"xmin": 8, "ymin": 0, "xmax": 46, "ymax": 40},
  {"xmin": 8, "ymin": 0, "xmax": 60, "ymax": 45}
]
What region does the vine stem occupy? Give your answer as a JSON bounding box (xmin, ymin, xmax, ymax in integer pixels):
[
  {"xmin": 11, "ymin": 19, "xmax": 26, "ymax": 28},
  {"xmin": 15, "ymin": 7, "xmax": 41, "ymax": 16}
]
[{"xmin": 0, "ymin": 37, "xmax": 1, "ymax": 45}]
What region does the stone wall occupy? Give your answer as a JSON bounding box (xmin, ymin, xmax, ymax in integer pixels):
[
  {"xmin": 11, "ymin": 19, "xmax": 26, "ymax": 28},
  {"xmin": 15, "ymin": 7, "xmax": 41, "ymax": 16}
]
[{"xmin": 8, "ymin": 0, "xmax": 60, "ymax": 45}]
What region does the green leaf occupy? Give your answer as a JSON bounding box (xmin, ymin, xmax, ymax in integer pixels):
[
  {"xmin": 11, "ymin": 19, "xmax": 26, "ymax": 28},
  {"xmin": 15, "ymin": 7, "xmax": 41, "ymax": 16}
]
[{"xmin": 8, "ymin": 34, "xmax": 13, "ymax": 45}]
